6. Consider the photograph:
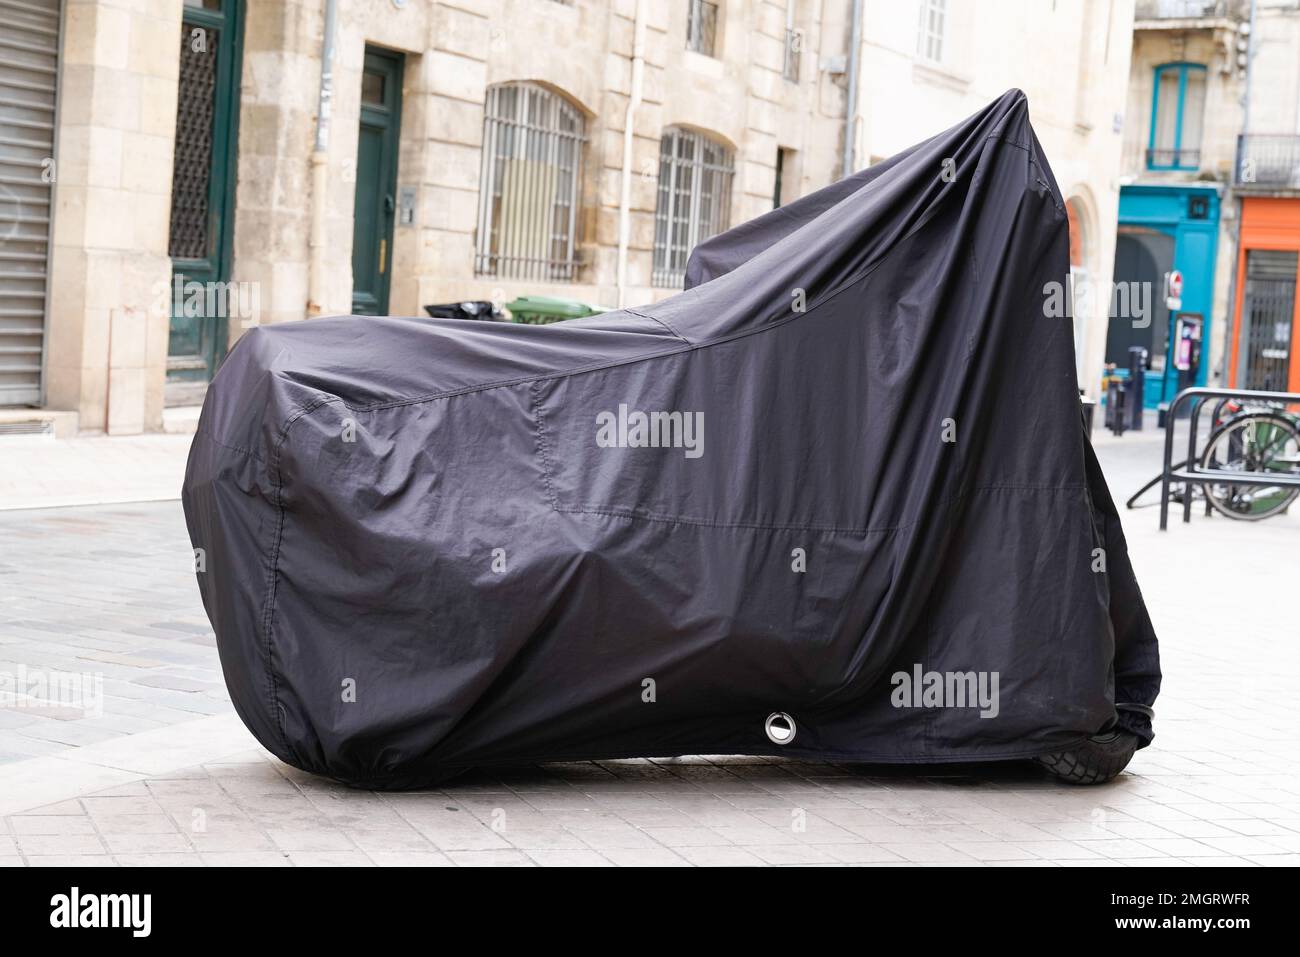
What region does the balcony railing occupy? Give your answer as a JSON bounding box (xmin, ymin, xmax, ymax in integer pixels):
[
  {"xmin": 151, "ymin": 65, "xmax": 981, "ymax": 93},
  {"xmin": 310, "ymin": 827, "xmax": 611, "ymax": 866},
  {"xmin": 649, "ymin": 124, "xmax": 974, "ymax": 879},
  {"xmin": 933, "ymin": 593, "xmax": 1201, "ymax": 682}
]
[
  {"xmin": 1236, "ymin": 135, "xmax": 1300, "ymax": 188},
  {"xmin": 1147, "ymin": 147, "xmax": 1201, "ymax": 170},
  {"xmin": 1135, "ymin": 0, "xmax": 1244, "ymax": 20}
]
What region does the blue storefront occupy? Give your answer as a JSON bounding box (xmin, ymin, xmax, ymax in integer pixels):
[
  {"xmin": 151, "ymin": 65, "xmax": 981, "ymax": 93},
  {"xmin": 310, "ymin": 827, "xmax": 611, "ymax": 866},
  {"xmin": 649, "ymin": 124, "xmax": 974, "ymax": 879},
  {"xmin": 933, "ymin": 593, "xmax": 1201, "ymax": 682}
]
[{"xmin": 1109, "ymin": 184, "xmax": 1220, "ymax": 408}]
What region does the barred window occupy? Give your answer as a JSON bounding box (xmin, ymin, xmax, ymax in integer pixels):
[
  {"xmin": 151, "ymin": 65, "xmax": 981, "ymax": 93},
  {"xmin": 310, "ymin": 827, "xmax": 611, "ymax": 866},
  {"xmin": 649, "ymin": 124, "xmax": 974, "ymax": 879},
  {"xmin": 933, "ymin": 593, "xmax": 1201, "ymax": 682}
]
[
  {"xmin": 652, "ymin": 128, "xmax": 734, "ymax": 288},
  {"xmin": 475, "ymin": 83, "xmax": 586, "ymax": 281}
]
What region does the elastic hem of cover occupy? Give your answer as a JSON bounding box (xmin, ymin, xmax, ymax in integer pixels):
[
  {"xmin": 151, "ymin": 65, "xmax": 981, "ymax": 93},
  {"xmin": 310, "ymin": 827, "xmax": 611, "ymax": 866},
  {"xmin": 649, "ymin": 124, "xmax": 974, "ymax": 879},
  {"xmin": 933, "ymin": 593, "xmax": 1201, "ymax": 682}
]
[{"xmin": 278, "ymin": 733, "xmax": 1100, "ymax": 791}]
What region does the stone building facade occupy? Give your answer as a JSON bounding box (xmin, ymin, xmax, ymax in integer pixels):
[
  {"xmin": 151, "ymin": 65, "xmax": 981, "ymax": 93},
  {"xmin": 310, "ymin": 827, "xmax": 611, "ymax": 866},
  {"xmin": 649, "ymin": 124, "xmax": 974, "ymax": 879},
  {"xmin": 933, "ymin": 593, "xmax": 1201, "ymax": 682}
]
[
  {"xmin": 1, "ymin": 0, "xmax": 1136, "ymax": 435},
  {"xmin": 1223, "ymin": 0, "xmax": 1300, "ymax": 395},
  {"xmin": 1111, "ymin": 0, "xmax": 1300, "ymax": 405},
  {"xmin": 1110, "ymin": 0, "xmax": 1251, "ymax": 407}
]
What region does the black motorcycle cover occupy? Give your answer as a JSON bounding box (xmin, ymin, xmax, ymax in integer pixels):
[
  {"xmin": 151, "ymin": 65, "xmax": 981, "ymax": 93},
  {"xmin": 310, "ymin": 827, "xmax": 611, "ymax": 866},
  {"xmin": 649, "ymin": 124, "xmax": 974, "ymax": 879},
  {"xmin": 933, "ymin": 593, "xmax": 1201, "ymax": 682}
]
[{"xmin": 184, "ymin": 90, "xmax": 1160, "ymax": 788}]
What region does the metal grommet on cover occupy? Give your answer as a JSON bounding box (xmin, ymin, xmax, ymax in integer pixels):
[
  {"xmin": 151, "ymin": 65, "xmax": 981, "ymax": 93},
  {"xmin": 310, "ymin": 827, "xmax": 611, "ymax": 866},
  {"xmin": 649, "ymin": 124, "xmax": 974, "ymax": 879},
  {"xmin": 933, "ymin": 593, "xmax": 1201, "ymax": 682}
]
[{"xmin": 764, "ymin": 712, "xmax": 796, "ymax": 745}]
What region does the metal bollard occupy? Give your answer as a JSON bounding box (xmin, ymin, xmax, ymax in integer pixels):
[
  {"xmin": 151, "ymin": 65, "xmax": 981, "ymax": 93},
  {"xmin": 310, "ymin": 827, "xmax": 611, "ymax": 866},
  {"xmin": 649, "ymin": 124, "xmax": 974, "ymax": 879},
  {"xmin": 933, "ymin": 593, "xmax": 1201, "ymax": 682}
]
[
  {"xmin": 1106, "ymin": 377, "xmax": 1127, "ymax": 436},
  {"xmin": 1127, "ymin": 346, "xmax": 1147, "ymax": 431}
]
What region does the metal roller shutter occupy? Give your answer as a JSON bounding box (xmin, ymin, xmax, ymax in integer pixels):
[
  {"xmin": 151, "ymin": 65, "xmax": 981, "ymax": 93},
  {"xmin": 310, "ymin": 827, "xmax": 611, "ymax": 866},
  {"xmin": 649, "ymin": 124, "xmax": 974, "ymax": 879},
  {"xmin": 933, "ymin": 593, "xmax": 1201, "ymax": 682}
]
[{"xmin": 0, "ymin": 0, "xmax": 60, "ymax": 406}]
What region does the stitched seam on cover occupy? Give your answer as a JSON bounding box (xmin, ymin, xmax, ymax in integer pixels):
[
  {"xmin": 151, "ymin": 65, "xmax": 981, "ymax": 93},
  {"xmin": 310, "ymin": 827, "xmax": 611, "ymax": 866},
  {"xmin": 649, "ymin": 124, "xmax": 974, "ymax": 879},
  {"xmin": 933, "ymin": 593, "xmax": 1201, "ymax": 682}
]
[
  {"xmin": 530, "ymin": 382, "xmax": 561, "ymax": 511},
  {"xmin": 545, "ymin": 484, "xmax": 1089, "ymax": 536},
  {"xmin": 262, "ymin": 449, "xmax": 288, "ymax": 751},
  {"xmin": 277, "ymin": 185, "xmax": 978, "ymax": 416},
  {"xmin": 260, "ymin": 397, "xmax": 333, "ymax": 756},
  {"xmin": 987, "ymin": 135, "xmax": 1064, "ymax": 214},
  {"xmin": 192, "ymin": 428, "xmax": 267, "ymax": 465},
  {"xmin": 623, "ymin": 307, "xmax": 691, "ymax": 344}
]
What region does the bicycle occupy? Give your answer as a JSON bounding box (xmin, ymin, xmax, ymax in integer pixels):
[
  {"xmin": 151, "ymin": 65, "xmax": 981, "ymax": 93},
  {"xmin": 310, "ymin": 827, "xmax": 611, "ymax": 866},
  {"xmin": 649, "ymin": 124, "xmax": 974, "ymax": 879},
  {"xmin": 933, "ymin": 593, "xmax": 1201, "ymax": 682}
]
[
  {"xmin": 1198, "ymin": 399, "xmax": 1300, "ymax": 521},
  {"xmin": 1125, "ymin": 397, "xmax": 1300, "ymax": 521}
]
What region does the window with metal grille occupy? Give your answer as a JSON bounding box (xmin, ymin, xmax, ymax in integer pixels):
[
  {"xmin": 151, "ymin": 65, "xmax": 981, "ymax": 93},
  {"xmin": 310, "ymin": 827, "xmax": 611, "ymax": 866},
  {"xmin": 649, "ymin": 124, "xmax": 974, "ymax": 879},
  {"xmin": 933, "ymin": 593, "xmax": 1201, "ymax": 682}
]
[
  {"xmin": 652, "ymin": 128, "xmax": 734, "ymax": 288},
  {"xmin": 917, "ymin": 0, "xmax": 946, "ymax": 62},
  {"xmin": 1240, "ymin": 249, "xmax": 1297, "ymax": 392},
  {"xmin": 169, "ymin": 28, "xmax": 217, "ymax": 261},
  {"xmin": 687, "ymin": 0, "xmax": 718, "ymax": 57},
  {"xmin": 475, "ymin": 83, "xmax": 586, "ymax": 281}
]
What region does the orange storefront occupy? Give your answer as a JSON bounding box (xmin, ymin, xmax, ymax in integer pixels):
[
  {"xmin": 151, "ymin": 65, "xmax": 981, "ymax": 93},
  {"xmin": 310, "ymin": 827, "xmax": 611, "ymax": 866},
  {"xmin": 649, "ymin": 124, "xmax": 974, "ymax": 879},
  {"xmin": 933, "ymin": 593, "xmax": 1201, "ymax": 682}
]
[{"xmin": 1229, "ymin": 197, "xmax": 1300, "ymax": 392}]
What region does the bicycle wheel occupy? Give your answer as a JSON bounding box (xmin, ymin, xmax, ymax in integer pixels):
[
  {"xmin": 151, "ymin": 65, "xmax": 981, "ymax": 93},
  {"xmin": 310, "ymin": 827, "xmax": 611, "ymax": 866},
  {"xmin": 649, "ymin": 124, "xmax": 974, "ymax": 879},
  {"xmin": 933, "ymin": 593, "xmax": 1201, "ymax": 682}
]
[{"xmin": 1200, "ymin": 412, "xmax": 1300, "ymax": 521}]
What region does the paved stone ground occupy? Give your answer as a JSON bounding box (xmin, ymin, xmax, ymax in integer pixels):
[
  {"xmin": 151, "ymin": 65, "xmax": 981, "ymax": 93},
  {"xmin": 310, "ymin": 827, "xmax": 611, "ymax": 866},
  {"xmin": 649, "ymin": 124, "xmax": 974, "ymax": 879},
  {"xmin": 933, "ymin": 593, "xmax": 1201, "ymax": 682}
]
[
  {"xmin": 0, "ymin": 504, "xmax": 227, "ymax": 763},
  {"xmin": 0, "ymin": 434, "xmax": 190, "ymax": 511},
  {"xmin": 0, "ymin": 427, "xmax": 1297, "ymax": 866}
]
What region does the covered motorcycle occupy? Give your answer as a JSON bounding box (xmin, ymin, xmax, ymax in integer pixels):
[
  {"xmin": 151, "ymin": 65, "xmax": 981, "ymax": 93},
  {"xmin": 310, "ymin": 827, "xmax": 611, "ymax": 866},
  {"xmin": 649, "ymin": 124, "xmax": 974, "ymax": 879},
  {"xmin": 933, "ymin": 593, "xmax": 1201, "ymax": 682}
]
[{"xmin": 183, "ymin": 90, "xmax": 1160, "ymax": 788}]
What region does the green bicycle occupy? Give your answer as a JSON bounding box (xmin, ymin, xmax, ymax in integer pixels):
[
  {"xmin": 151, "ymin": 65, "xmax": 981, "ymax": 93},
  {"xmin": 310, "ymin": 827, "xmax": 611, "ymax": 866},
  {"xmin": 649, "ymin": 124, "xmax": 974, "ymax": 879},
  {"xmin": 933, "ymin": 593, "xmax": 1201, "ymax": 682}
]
[{"xmin": 1199, "ymin": 401, "xmax": 1300, "ymax": 521}]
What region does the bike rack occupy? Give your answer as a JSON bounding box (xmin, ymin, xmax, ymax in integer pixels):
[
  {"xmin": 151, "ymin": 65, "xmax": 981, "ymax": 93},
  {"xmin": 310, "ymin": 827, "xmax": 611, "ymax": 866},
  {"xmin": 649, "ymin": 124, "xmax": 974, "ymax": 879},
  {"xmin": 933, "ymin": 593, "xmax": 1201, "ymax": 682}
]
[{"xmin": 1159, "ymin": 386, "xmax": 1300, "ymax": 530}]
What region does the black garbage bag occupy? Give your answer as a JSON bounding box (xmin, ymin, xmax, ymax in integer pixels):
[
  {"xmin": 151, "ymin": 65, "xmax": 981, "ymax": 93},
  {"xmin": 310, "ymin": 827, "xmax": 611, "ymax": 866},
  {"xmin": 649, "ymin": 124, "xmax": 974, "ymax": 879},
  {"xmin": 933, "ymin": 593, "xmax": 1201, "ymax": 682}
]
[
  {"xmin": 422, "ymin": 301, "xmax": 507, "ymax": 321},
  {"xmin": 183, "ymin": 90, "xmax": 1160, "ymax": 788}
]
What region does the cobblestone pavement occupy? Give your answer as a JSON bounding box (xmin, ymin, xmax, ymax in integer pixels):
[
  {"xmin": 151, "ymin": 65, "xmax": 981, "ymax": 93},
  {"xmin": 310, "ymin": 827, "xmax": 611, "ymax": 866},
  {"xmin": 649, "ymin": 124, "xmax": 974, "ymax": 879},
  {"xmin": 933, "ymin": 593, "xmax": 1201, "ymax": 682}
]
[{"xmin": 0, "ymin": 430, "xmax": 1297, "ymax": 866}]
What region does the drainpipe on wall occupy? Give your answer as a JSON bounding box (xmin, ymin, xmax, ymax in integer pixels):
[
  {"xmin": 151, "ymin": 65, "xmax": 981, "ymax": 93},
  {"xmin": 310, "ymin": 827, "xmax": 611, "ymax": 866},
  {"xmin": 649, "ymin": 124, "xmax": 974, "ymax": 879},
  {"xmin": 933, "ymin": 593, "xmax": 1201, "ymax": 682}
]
[
  {"xmin": 841, "ymin": 0, "xmax": 863, "ymax": 179},
  {"xmin": 1241, "ymin": 0, "xmax": 1257, "ymax": 137},
  {"xmin": 1223, "ymin": 0, "xmax": 1257, "ymax": 386},
  {"xmin": 308, "ymin": 0, "xmax": 339, "ymax": 317},
  {"xmin": 616, "ymin": 0, "xmax": 648, "ymax": 309}
]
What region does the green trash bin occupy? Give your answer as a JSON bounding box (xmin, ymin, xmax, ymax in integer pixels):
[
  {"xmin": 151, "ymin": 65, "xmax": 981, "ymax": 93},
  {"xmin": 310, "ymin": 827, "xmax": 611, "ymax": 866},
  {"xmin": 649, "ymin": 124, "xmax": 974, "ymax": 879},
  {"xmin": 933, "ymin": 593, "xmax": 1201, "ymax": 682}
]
[{"xmin": 504, "ymin": 295, "xmax": 608, "ymax": 325}]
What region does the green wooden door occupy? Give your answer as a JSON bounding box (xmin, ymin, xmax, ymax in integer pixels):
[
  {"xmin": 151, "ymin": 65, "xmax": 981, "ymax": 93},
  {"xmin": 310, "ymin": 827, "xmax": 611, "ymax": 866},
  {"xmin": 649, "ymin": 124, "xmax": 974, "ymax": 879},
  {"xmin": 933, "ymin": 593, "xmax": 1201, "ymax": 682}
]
[
  {"xmin": 166, "ymin": 0, "xmax": 243, "ymax": 403},
  {"xmin": 351, "ymin": 49, "xmax": 403, "ymax": 316}
]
